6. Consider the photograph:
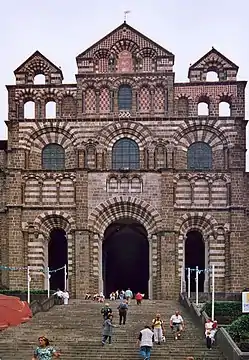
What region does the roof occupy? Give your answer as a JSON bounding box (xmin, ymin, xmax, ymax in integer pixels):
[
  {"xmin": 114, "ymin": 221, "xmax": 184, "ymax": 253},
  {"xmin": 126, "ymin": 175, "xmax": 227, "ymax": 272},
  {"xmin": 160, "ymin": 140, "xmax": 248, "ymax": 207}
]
[{"xmin": 76, "ymin": 21, "xmax": 174, "ymax": 60}]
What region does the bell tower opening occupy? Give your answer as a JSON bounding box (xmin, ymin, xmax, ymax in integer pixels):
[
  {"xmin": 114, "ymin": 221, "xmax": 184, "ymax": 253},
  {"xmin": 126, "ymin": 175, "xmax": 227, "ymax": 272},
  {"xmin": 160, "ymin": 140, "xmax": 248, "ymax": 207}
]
[{"xmin": 102, "ymin": 219, "xmax": 149, "ymax": 298}]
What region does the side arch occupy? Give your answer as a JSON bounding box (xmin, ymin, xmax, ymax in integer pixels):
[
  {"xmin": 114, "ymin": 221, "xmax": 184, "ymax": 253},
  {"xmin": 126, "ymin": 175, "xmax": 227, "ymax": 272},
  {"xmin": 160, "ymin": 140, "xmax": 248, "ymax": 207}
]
[
  {"xmin": 88, "ymin": 196, "xmax": 161, "ymax": 237},
  {"xmin": 174, "ymin": 212, "xmax": 218, "ymax": 237},
  {"xmin": 173, "ymin": 121, "xmax": 228, "ymax": 150},
  {"xmin": 33, "ymin": 210, "xmax": 76, "ymax": 238}
]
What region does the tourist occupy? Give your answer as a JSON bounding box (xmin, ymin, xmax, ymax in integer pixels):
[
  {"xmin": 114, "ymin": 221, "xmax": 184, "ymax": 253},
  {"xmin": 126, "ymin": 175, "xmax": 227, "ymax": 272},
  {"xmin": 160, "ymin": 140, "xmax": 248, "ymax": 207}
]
[
  {"xmin": 101, "ymin": 302, "xmax": 112, "ymax": 320},
  {"xmin": 53, "ymin": 288, "xmax": 63, "ymax": 299},
  {"xmin": 117, "ymin": 300, "xmax": 128, "ymax": 325},
  {"xmin": 170, "ymin": 310, "xmax": 185, "ymax": 340},
  {"xmin": 152, "ymin": 313, "xmax": 165, "ymax": 344},
  {"xmin": 135, "ymin": 292, "xmax": 143, "ymax": 305},
  {"xmin": 119, "ymin": 290, "xmax": 125, "ymax": 300},
  {"xmin": 32, "ymin": 336, "xmax": 61, "ymax": 359},
  {"xmin": 125, "ymin": 288, "xmax": 133, "ymax": 303},
  {"xmin": 109, "ymin": 292, "xmax": 116, "ymax": 301},
  {"xmin": 85, "ymin": 293, "xmax": 91, "ymax": 300},
  {"xmin": 137, "ymin": 325, "xmax": 154, "ymax": 360},
  {"xmin": 62, "ymin": 290, "xmax": 69, "ymax": 305},
  {"xmin": 205, "ymin": 318, "xmax": 218, "ymax": 349},
  {"xmin": 115, "ymin": 290, "xmax": 119, "ymax": 299},
  {"xmin": 102, "ymin": 314, "xmax": 116, "ymax": 346},
  {"xmin": 98, "ymin": 292, "xmax": 105, "ymax": 303}
]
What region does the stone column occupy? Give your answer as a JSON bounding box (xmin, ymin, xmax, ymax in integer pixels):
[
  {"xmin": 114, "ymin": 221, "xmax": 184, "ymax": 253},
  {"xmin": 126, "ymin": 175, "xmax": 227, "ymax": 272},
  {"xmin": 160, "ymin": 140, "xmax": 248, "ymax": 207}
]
[
  {"xmin": 204, "ymin": 235, "xmax": 209, "ymax": 292},
  {"xmin": 160, "ymin": 231, "xmax": 177, "ymax": 299},
  {"xmin": 74, "ymin": 230, "xmax": 90, "ymax": 298}
]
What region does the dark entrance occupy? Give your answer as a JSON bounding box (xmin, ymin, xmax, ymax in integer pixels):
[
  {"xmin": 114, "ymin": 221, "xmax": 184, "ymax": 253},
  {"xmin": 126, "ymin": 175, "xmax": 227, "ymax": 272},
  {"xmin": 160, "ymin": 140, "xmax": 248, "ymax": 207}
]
[
  {"xmin": 102, "ymin": 220, "xmax": 149, "ymax": 298},
  {"xmin": 185, "ymin": 230, "xmax": 205, "ymax": 292},
  {"xmin": 48, "ymin": 229, "xmax": 68, "ymax": 291}
]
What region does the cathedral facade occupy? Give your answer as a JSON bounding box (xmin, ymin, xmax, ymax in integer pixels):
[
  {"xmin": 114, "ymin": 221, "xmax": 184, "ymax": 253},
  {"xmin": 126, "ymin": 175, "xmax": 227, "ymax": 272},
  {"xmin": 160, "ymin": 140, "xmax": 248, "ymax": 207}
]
[{"xmin": 0, "ymin": 22, "xmax": 248, "ymax": 299}]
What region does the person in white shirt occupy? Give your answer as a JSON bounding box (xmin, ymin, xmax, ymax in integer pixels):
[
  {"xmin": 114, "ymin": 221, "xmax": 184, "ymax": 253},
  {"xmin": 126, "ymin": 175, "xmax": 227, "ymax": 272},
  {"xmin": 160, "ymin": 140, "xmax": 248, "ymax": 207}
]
[
  {"xmin": 137, "ymin": 326, "xmax": 154, "ymax": 360},
  {"xmin": 53, "ymin": 288, "xmax": 63, "ymax": 298},
  {"xmin": 170, "ymin": 310, "xmax": 184, "ymax": 340},
  {"xmin": 62, "ymin": 290, "xmax": 69, "ymax": 305}
]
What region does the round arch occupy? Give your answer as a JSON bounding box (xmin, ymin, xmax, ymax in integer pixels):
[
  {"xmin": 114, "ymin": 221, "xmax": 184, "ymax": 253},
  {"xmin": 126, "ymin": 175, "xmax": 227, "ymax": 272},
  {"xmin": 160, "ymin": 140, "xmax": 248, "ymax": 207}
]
[
  {"xmin": 172, "ymin": 122, "xmax": 229, "ymax": 150},
  {"xmin": 175, "ymin": 212, "xmax": 218, "ymax": 293},
  {"xmin": 34, "ymin": 210, "xmax": 75, "ymax": 238},
  {"xmin": 88, "ymin": 196, "xmax": 161, "ymax": 238},
  {"xmin": 97, "ymin": 121, "xmax": 153, "ymax": 150}
]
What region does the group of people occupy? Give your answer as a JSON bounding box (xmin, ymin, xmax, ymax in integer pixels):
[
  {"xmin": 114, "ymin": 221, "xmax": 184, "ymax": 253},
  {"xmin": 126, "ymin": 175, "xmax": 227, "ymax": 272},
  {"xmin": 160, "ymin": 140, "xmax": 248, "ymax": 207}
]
[
  {"xmin": 100, "ymin": 298, "xmax": 186, "ymax": 360},
  {"xmin": 85, "ymin": 288, "xmax": 145, "ymax": 305},
  {"xmin": 31, "ymin": 288, "xmax": 218, "ymax": 360}
]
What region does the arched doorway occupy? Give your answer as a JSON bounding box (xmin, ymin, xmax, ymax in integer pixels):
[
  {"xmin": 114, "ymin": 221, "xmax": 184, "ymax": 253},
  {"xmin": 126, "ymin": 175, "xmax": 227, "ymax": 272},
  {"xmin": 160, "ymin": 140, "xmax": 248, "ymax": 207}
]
[
  {"xmin": 48, "ymin": 229, "xmax": 68, "ymax": 291},
  {"xmin": 185, "ymin": 230, "xmax": 205, "ymax": 292},
  {"xmin": 102, "ymin": 219, "xmax": 149, "ymax": 298}
]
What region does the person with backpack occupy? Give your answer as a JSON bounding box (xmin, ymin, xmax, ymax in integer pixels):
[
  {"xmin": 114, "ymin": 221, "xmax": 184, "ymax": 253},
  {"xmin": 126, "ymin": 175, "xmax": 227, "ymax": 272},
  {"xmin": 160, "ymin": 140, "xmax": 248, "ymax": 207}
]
[
  {"xmin": 117, "ymin": 300, "xmax": 128, "ymax": 325},
  {"xmin": 101, "ymin": 303, "xmax": 112, "ymax": 320},
  {"xmin": 152, "ymin": 313, "xmax": 164, "ymax": 344}
]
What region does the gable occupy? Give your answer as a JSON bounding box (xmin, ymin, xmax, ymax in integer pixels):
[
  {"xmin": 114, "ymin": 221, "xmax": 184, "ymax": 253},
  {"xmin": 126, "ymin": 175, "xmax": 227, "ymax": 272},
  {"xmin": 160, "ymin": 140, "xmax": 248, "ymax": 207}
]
[
  {"xmin": 189, "ymin": 48, "xmax": 238, "ymax": 71},
  {"xmin": 14, "ymin": 50, "xmax": 63, "ymax": 78},
  {"xmin": 76, "ymin": 22, "xmax": 174, "ymax": 61}
]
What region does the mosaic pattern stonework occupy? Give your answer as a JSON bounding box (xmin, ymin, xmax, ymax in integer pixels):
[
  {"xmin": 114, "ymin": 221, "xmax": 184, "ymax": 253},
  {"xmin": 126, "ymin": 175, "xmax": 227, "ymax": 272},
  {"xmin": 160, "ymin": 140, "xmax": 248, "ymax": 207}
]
[{"xmin": 1, "ymin": 22, "xmax": 248, "ymax": 300}]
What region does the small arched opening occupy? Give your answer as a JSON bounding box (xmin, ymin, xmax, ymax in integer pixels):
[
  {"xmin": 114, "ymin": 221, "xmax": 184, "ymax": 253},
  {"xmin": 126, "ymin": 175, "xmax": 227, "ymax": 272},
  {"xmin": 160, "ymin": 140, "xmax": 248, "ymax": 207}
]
[
  {"xmin": 198, "ymin": 102, "xmax": 209, "ymax": 116},
  {"xmin": 45, "ymin": 101, "xmax": 56, "ymax": 118},
  {"xmin": 219, "ymin": 101, "xmax": 231, "ymax": 117},
  {"xmin": 206, "ymin": 71, "xmax": 219, "ymax": 82},
  {"xmin": 24, "ymin": 100, "xmax": 35, "ymax": 119},
  {"xmin": 34, "ymin": 74, "xmax": 46, "ymax": 85},
  {"xmin": 185, "ymin": 230, "xmax": 205, "ymax": 292},
  {"xmin": 48, "ymin": 229, "xmax": 68, "ymax": 291},
  {"xmin": 102, "ymin": 219, "xmax": 149, "ymax": 298}
]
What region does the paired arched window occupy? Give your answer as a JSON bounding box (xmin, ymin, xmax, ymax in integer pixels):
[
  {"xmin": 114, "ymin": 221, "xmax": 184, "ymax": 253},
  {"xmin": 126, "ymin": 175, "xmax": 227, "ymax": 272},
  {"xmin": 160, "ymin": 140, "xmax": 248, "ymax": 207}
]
[
  {"xmin": 187, "ymin": 142, "xmax": 212, "ymax": 170},
  {"xmin": 118, "ymin": 85, "xmax": 132, "ymax": 111},
  {"xmin": 42, "ymin": 144, "xmax": 65, "ymax": 170},
  {"xmin": 112, "ymin": 138, "xmax": 139, "ymax": 170}
]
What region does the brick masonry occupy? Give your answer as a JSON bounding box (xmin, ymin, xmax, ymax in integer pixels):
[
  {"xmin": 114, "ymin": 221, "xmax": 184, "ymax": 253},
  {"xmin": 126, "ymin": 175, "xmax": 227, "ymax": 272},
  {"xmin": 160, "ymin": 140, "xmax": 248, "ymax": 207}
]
[{"xmin": 0, "ymin": 22, "xmax": 248, "ymax": 299}]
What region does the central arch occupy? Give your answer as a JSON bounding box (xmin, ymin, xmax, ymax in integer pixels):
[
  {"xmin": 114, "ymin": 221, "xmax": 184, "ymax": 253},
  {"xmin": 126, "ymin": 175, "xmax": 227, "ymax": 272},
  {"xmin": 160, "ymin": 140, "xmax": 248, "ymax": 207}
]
[
  {"xmin": 88, "ymin": 197, "xmax": 162, "ymax": 299},
  {"xmin": 103, "ymin": 219, "xmax": 149, "ymax": 297}
]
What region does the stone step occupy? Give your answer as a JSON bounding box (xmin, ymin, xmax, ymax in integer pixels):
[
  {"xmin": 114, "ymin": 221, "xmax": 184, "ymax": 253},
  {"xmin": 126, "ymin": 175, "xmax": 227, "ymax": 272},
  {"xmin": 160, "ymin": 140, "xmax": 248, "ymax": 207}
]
[{"xmin": 0, "ymin": 300, "xmax": 226, "ymax": 359}]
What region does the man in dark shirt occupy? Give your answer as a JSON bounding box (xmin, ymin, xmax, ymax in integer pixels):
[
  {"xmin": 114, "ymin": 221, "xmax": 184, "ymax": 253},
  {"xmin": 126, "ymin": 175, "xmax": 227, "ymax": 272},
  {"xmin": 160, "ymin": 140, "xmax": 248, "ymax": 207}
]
[{"xmin": 117, "ymin": 300, "xmax": 128, "ymax": 325}]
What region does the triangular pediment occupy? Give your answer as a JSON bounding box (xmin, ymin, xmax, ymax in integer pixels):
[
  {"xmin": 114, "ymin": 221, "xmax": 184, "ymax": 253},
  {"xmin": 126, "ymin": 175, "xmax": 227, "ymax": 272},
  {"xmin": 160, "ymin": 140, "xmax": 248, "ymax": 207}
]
[
  {"xmin": 14, "ymin": 50, "xmax": 63, "ymax": 78},
  {"xmin": 189, "ymin": 47, "xmax": 238, "ymax": 71},
  {"xmin": 76, "ymin": 22, "xmax": 174, "ymax": 61}
]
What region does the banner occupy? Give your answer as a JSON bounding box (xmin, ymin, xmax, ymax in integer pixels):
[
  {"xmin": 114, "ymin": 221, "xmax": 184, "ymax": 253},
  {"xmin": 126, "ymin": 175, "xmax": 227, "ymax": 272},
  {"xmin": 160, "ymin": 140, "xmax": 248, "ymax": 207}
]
[{"xmin": 242, "ymin": 292, "xmax": 249, "ymax": 313}]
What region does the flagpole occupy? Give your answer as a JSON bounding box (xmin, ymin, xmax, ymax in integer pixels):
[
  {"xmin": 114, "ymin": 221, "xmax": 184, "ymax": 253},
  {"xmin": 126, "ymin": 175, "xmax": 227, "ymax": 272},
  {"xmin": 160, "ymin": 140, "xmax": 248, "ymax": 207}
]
[
  {"xmin": 64, "ymin": 264, "xmax": 67, "ymax": 291},
  {"xmin": 47, "ymin": 267, "xmax": 50, "ymax": 298},
  {"xmin": 187, "ymin": 267, "xmax": 191, "ymax": 299},
  {"xmin": 211, "ymin": 265, "xmax": 215, "ymax": 321},
  {"xmin": 196, "ymin": 266, "xmax": 199, "ymax": 306},
  {"xmin": 27, "ymin": 266, "xmax": 31, "ymax": 304}
]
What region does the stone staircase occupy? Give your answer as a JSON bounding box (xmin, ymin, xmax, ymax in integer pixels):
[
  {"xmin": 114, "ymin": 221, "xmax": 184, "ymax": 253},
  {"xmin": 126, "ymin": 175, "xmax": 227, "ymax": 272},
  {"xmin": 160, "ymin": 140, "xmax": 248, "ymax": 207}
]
[{"xmin": 0, "ymin": 299, "xmax": 226, "ymax": 359}]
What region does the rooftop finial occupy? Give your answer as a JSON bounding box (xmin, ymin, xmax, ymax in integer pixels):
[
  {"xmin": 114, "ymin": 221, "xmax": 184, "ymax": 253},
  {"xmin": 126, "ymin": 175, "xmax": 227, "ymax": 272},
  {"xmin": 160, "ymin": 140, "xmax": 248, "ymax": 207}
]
[{"xmin": 124, "ymin": 10, "xmax": 131, "ymax": 23}]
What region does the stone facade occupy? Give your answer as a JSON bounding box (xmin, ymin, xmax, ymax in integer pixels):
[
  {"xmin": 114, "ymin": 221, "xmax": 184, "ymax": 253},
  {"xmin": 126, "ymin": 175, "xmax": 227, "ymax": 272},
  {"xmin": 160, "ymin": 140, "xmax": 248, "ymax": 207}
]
[{"xmin": 0, "ymin": 22, "xmax": 248, "ymax": 299}]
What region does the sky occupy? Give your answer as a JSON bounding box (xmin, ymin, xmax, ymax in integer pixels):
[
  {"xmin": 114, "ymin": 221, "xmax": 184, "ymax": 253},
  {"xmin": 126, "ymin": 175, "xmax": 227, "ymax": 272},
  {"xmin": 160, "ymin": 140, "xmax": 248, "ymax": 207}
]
[{"xmin": 1, "ymin": 0, "xmax": 248, "ymax": 163}]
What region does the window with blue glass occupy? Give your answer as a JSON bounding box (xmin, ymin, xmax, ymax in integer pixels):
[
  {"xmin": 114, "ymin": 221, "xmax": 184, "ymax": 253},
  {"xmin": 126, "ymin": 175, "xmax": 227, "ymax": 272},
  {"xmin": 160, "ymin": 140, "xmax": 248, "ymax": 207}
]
[
  {"xmin": 42, "ymin": 144, "xmax": 65, "ymax": 170},
  {"xmin": 118, "ymin": 85, "xmax": 132, "ymax": 110},
  {"xmin": 187, "ymin": 142, "xmax": 212, "ymax": 170},
  {"xmin": 112, "ymin": 138, "xmax": 139, "ymax": 170}
]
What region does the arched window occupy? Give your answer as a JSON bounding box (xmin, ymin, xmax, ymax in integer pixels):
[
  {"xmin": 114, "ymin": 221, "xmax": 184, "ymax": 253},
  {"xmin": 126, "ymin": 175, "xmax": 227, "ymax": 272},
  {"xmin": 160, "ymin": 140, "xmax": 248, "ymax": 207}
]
[
  {"xmin": 118, "ymin": 85, "xmax": 132, "ymax": 111},
  {"xmin": 112, "ymin": 138, "xmax": 139, "ymax": 170},
  {"xmin": 206, "ymin": 71, "xmax": 219, "ymax": 81},
  {"xmin": 187, "ymin": 142, "xmax": 212, "ymax": 170},
  {"xmin": 42, "ymin": 144, "xmax": 65, "ymax": 170}
]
